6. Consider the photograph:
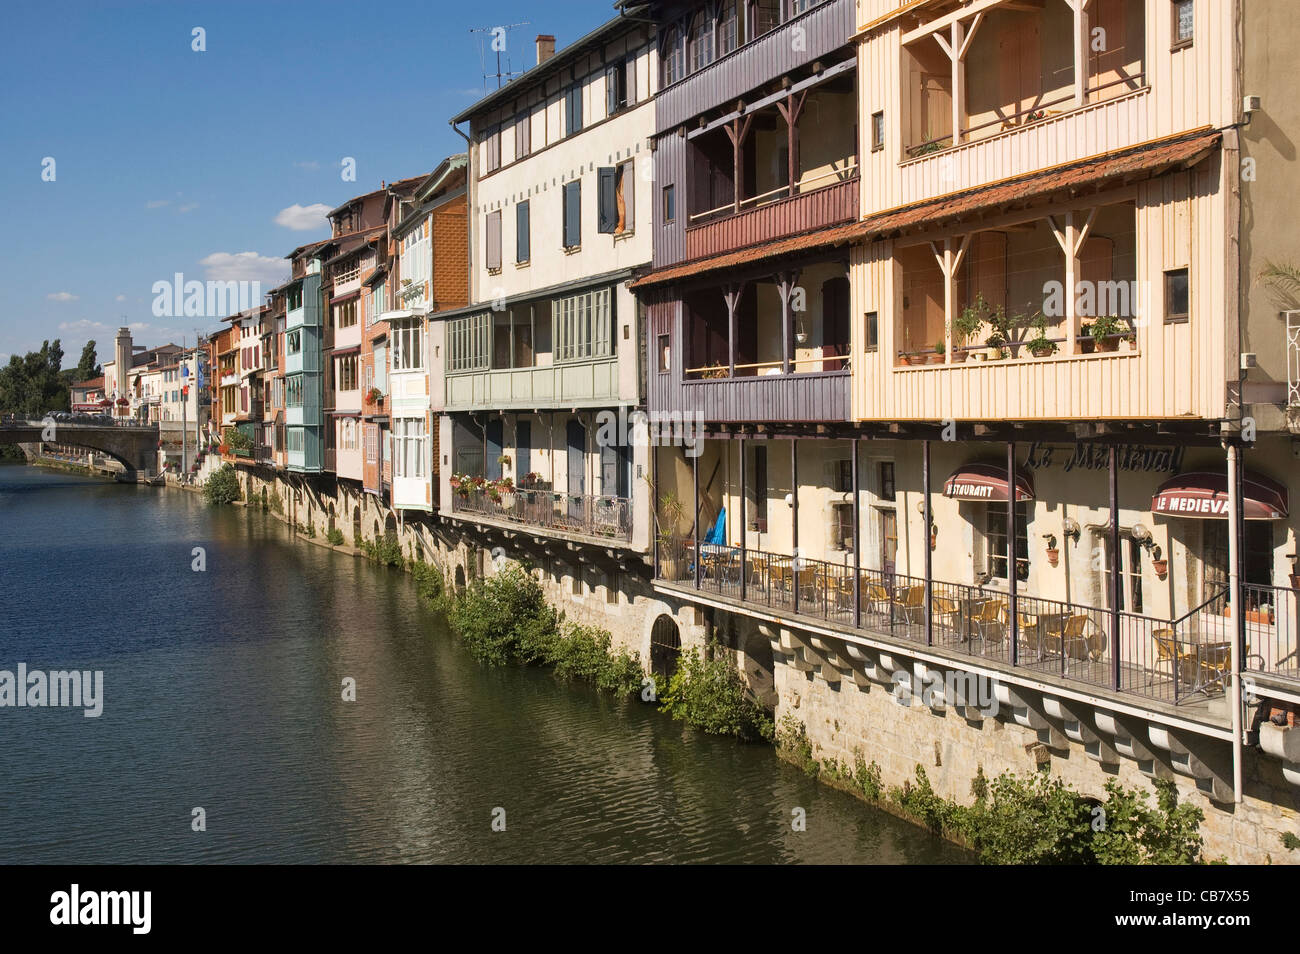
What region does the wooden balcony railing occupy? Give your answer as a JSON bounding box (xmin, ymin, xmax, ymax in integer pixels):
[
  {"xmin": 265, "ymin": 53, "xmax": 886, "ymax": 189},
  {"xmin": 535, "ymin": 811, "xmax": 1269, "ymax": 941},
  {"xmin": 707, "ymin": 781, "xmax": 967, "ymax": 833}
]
[{"xmin": 684, "ymin": 172, "xmax": 858, "ymax": 261}]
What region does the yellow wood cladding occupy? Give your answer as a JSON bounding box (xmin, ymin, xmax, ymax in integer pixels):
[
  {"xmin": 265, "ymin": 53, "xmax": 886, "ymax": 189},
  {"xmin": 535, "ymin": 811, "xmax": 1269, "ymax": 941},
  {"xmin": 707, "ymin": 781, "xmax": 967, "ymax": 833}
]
[
  {"xmin": 856, "ymin": 0, "xmax": 1238, "ymax": 215},
  {"xmin": 850, "ymin": 162, "xmax": 1231, "ymax": 421}
]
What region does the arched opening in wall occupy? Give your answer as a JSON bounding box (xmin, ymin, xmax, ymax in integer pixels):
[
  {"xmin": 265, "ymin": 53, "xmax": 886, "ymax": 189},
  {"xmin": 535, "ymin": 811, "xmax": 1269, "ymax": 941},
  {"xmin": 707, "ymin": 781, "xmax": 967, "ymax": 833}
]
[
  {"xmin": 454, "ymin": 564, "xmax": 467, "ymax": 592},
  {"xmin": 328, "ymin": 503, "xmax": 336, "ymax": 535},
  {"xmin": 352, "ymin": 506, "xmax": 362, "ymax": 546},
  {"xmin": 739, "ymin": 629, "xmax": 777, "ymax": 709},
  {"xmin": 261, "ymin": 487, "xmax": 267, "ymax": 510},
  {"xmin": 372, "ymin": 520, "xmax": 380, "ymax": 543},
  {"xmin": 383, "ymin": 513, "xmax": 398, "ymax": 543},
  {"xmin": 650, "ymin": 615, "xmax": 682, "ymax": 679}
]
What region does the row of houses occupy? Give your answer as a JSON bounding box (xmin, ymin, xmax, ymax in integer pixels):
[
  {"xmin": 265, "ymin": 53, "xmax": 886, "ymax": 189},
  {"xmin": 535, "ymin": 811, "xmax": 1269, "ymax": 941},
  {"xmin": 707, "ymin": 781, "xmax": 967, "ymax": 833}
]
[{"xmin": 85, "ymin": 0, "xmax": 1300, "ymax": 854}]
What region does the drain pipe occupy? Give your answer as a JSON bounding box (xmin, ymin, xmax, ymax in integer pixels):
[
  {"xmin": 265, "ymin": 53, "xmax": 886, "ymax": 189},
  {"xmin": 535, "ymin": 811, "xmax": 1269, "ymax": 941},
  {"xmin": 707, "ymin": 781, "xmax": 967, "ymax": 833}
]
[
  {"xmin": 1227, "ymin": 442, "xmax": 1243, "ymax": 804},
  {"xmin": 449, "ymin": 121, "xmax": 474, "ymax": 303}
]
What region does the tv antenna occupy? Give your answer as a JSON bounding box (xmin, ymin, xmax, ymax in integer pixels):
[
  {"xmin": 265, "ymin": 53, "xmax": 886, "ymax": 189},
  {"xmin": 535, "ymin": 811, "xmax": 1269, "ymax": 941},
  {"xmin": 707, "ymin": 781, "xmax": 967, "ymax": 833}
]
[{"xmin": 470, "ymin": 22, "xmax": 531, "ymax": 93}]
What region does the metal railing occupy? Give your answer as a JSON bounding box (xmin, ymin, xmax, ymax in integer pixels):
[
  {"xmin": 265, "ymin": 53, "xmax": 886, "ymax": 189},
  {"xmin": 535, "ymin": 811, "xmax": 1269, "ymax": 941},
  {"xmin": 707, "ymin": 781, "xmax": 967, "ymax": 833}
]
[
  {"xmin": 452, "ymin": 487, "xmax": 632, "ymax": 542},
  {"xmin": 657, "ymin": 546, "xmax": 1268, "ymax": 704},
  {"xmin": 1288, "ymin": 312, "xmax": 1300, "ymax": 408}
]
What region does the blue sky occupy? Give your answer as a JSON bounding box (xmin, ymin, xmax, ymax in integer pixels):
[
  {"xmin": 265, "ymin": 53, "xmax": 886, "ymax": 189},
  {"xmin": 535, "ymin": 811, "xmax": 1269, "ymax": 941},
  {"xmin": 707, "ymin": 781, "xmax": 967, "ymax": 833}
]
[{"xmin": 0, "ymin": 0, "xmax": 614, "ymax": 369}]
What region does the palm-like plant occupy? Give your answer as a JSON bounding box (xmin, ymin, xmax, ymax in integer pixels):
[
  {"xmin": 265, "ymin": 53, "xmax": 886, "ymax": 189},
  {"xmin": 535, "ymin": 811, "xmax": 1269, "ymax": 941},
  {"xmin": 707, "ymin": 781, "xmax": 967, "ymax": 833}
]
[{"xmin": 1259, "ymin": 260, "xmax": 1300, "ymax": 310}]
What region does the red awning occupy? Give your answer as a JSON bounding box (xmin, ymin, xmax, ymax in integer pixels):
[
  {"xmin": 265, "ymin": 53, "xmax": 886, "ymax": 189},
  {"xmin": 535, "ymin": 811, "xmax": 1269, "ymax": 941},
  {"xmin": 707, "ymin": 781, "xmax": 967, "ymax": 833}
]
[
  {"xmin": 942, "ymin": 463, "xmax": 1035, "ymax": 502},
  {"xmin": 1152, "ymin": 471, "xmax": 1289, "ymax": 520}
]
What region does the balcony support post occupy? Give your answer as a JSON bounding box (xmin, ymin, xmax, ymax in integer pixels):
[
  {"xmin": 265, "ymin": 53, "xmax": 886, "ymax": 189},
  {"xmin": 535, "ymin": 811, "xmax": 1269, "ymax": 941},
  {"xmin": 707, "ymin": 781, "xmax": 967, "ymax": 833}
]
[
  {"xmin": 776, "ymin": 89, "xmax": 808, "ymax": 198},
  {"xmin": 739, "ymin": 436, "xmax": 747, "ymax": 602},
  {"xmin": 791, "ymin": 436, "xmax": 799, "ymax": 616},
  {"xmin": 923, "ymin": 439, "xmax": 933, "ymax": 646},
  {"xmin": 693, "ymin": 445, "xmax": 701, "ymax": 590},
  {"xmin": 1008, "ymin": 441, "xmax": 1019, "ymax": 665},
  {"xmin": 852, "ymin": 436, "xmax": 861, "ymax": 630},
  {"xmin": 1066, "ymin": 0, "xmax": 1094, "ymax": 108},
  {"xmin": 724, "ymin": 113, "xmax": 754, "ymax": 214},
  {"xmin": 1109, "ymin": 444, "xmax": 1121, "ymax": 689},
  {"xmin": 652, "ymin": 439, "xmax": 659, "ymax": 580},
  {"xmin": 723, "ymin": 282, "xmax": 747, "ymax": 378},
  {"xmin": 778, "ymin": 272, "xmax": 801, "ymax": 374},
  {"xmin": 1228, "ymin": 442, "xmax": 1243, "ymax": 803},
  {"xmin": 932, "ymin": 237, "xmax": 971, "ymax": 364},
  {"xmin": 931, "ymin": 13, "xmax": 983, "ymax": 148},
  {"xmin": 1050, "ymin": 208, "xmax": 1096, "ymax": 355}
]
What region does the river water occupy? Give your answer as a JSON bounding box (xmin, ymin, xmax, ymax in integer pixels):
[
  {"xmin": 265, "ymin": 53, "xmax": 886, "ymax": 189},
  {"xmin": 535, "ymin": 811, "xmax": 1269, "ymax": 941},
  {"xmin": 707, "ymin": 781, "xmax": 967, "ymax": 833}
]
[{"xmin": 0, "ymin": 464, "xmax": 964, "ymax": 863}]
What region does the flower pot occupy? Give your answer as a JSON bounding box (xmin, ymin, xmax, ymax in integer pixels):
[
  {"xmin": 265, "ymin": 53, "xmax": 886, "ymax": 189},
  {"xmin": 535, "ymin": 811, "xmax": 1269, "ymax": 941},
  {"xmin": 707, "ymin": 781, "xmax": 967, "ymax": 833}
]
[
  {"xmin": 1246, "ymin": 608, "xmax": 1274, "ymax": 625},
  {"xmin": 953, "ymin": 349, "xmax": 969, "ymax": 363},
  {"xmin": 1120, "ymin": 337, "xmax": 1136, "ymax": 352},
  {"xmin": 1046, "ymin": 547, "xmax": 1060, "ymax": 567},
  {"xmin": 968, "ymin": 351, "xmax": 986, "ymax": 363},
  {"xmin": 1152, "ymin": 558, "xmax": 1168, "ymax": 579},
  {"xmin": 1031, "ymin": 347, "xmax": 1055, "ymax": 358},
  {"xmin": 1095, "ymin": 337, "xmax": 1119, "ymax": 353},
  {"xmin": 1290, "ymin": 574, "xmax": 1300, "ymax": 590},
  {"xmin": 986, "ymin": 347, "xmax": 1005, "ymax": 361},
  {"xmin": 1079, "ymin": 337, "xmax": 1096, "ymax": 355},
  {"xmin": 499, "ymin": 493, "xmax": 516, "ymax": 510}
]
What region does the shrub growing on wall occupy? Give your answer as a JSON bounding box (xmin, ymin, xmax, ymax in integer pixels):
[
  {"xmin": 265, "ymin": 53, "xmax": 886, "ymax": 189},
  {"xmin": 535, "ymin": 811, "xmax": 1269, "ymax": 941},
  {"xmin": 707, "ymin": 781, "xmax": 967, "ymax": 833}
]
[
  {"xmin": 202, "ymin": 464, "xmax": 241, "ymax": 505},
  {"xmin": 659, "ymin": 644, "xmax": 774, "ymax": 742}
]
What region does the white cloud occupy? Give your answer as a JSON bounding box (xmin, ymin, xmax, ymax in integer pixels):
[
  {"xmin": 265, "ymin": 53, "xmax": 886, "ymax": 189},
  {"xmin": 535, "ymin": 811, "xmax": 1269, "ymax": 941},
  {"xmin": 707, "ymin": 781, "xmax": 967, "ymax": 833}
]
[
  {"xmin": 294, "ymin": 160, "xmax": 321, "ymax": 171},
  {"xmin": 58, "ymin": 319, "xmax": 110, "ymax": 332},
  {"xmin": 199, "ymin": 251, "xmax": 287, "ymax": 286},
  {"xmin": 146, "ymin": 199, "xmax": 170, "ymax": 209},
  {"xmin": 47, "ymin": 291, "xmax": 79, "ymax": 302},
  {"xmin": 178, "ymin": 202, "xmax": 199, "ymax": 213},
  {"xmin": 274, "ymin": 203, "xmax": 331, "ymax": 231},
  {"xmin": 115, "ymin": 294, "xmax": 127, "ymax": 302}
]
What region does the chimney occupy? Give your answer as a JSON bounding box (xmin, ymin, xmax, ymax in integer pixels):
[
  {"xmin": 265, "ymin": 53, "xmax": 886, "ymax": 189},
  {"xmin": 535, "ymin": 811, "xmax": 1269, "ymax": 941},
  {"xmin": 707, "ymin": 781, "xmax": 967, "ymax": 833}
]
[{"xmin": 536, "ymin": 34, "xmax": 556, "ymax": 66}]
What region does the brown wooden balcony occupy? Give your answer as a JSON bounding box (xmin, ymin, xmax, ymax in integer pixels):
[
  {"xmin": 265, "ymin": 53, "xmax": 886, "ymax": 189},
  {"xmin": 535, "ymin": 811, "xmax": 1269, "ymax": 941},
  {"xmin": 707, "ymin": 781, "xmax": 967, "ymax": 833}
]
[{"xmin": 684, "ymin": 173, "xmax": 858, "ymax": 262}]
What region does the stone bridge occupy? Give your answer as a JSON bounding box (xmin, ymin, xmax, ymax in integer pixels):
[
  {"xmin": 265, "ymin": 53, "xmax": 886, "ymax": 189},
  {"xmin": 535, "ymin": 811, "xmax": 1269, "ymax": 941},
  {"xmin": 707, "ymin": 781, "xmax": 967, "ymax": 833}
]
[{"xmin": 0, "ymin": 418, "xmax": 158, "ymax": 473}]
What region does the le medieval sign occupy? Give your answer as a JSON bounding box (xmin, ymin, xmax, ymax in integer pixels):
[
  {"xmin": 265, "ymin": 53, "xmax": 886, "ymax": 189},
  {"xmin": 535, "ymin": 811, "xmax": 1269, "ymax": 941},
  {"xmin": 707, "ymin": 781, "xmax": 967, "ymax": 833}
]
[{"xmin": 1023, "ymin": 442, "xmax": 1186, "ymax": 474}]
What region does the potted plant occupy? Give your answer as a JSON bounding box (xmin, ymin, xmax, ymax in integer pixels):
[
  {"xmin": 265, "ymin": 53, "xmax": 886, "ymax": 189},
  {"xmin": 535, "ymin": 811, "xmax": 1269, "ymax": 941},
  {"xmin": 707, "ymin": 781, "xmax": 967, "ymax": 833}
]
[
  {"xmin": 497, "ymin": 477, "xmax": 516, "ymax": 510},
  {"xmin": 952, "ymin": 295, "xmax": 990, "ymax": 363},
  {"xmin": 1151, "ymin": 556, "xmax": 1169, "ymax": 578},
  {"xmin": 497, "ymin": 454, "xmax": 511, "ymax": 471},
  {"xmin": 651, "ymin": 486, "xmax": 690, "ymax": 581},
  {"xmin": 1090, "ymin": 314, "xmax": 1123, "ymax": 352},
  {"xmin": 366, "ymin": 387, "xmax": 384, "ymax": 406},
  {"xmin": 932, "ymin": 341, "xmax": 946, "ymax": 364},
  {"xmin": 1120, "ymin": 324, "xmax": 1138, "ymax": 352},
  {"xmin": 985, "ymin": 332, "xmax": 1007, "ymax": 361},
  {"xmin": 1026, "ymin": 314, "xmax": 1058, "ymax": 358}
]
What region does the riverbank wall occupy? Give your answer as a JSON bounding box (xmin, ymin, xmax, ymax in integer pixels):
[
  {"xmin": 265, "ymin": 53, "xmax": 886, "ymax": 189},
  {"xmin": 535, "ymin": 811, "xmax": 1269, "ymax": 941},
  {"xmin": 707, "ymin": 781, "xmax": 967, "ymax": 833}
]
[{"xmin": 180, "ymin": 463, "xmax": 1298, "ymax": 864}]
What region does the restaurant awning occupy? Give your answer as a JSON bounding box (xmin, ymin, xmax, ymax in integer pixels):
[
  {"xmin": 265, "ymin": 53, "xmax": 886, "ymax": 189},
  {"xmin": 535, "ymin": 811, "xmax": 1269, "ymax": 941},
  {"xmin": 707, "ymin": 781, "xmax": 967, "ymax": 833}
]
[
  {"xmin": 1151, "ymin": 471, "xmax": 1289, "ymax": 520},
  {"xmin": 942, "ymin": 463, "xmax": 1035, "ymax": 502}
]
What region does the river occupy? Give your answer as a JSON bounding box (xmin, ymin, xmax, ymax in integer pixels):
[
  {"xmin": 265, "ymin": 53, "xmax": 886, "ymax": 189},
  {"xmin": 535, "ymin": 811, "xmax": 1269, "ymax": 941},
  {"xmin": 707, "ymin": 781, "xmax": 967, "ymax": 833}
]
[{"xmin": 0, "ymin": 464, "xmax": 964, "ymax": 863}]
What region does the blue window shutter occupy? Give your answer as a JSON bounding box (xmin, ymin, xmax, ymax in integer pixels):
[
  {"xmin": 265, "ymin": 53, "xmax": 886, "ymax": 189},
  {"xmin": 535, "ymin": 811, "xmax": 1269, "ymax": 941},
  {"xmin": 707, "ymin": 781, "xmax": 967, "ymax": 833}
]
[
  {"xmin": 563, "ymin": 181, "xmax": 581, "ymax": 247},
  {"xmin": 597, "ymin": 167, "xmax": 617, "ymax": 234},
  {"xmin": 516, "ymin": 201, "xmax": 530, "ymax": 262}
]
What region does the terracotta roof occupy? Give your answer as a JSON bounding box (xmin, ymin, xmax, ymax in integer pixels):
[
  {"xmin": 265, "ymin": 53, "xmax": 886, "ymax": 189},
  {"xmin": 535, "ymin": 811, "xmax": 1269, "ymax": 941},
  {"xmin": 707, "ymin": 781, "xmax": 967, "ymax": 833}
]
[
  {"xmin": 72, "ymin": 376, "xmax": 104, "ymax": 389},
  {"xmin": 631, "ymin": 129, "xmax": 1221, "ymax": 289}
]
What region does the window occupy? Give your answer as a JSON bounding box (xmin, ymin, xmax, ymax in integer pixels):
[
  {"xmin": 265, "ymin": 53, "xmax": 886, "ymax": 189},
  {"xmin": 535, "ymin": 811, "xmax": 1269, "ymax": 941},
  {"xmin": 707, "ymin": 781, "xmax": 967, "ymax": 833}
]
[
  {"xmin": 394, "ymin": 417, "xmax": 426, "ymax": 479},
  {"xmin": 662, "ymin": 184, "xmax": 675, "ymax": 223},
  {"xmin": 751, "ymin": 445, "xmax": 768, "ymax": 532},
  {"xmin": 718, "ymin": 0, "xmax": 739, "ymax": 56},
  {"xmin": 1108, "ymin": 537, "xmax": 1145, "ymax": 614},
  {"xmin": 987, "ymin": 503, "xmax": 1029, "ymax": 581},
  {"xmin": 554, "ymin": 287, "xmax": 613, "ymax": 363},
  {"xmin": 662, "ymin": 26, "xmax": 683, "ymax": 86},
  {"xmin": 878, "ymin": 461, "xmax": 896, "ymax": 502},
  {"xmin": 1164, "ymin": 268, "xmax": 1189, "ymax": 323},
  {"xmin": 485, "ymin": 125, "xmax": 501, "ymax": 172},
  {"xmin": 598, "ymin": 162, "xmax": 636, "ymax": 236},
  {"xmin": 391, "ymin": 319, "xmax": 424, "ymax": 371},
  {"xmin": 657, "ymin": 334, "xmax": 670, "ymax": 373},
  {"xmin": 752, "ymin": 0, "xmax": 781, "ymax": 38},
  {"xmin": 1172, "ymin": 0, "xmax": 1194, "ymax": 49},
  {"xmin": 516, "ymin": 200, "xmax": 530, "ymax": 263},
  {"xmin": 447, "ymin": 313, "xmax": 491, "ymax": 372},
  {"xmin": 486, "ymin": 210, "xmax": 502, "ymax": 272},
  {"xmin": 606, "ymin": 60, "xmax": 629, "ymax": 116},
  {"xmin": 286, "ymin": 376, "xmax": 303, "ymax": 407},
  {"xmin": 831, "ymin": 503, "xmax": 854, "ymax": 550},
  {"xmin": 287, "ymin": 330, "xmax": 301, "ymax": 354},
  {"xmin": 334, "ymin": 299, "xmax": 357, "ymax": 329},
  {"xmin": 834, "ymin": 459, "xmax": 853, "ymax": 493},
  {"xmin": 337, "ymin": 354, "xmax": 358, "ymax": 391},
  {"xmin": 565, "ymin": 84, "xmax": 583, "ymax": 137},
  {"xmin": 286, "ymin": 286, "xmax": 303, "ymax": 311},
  {"xmin": 371, "ymin": 282, "xmax": 386, "ymax": 319},
  {"xmin": 688, "ymin": 11, "xmax": 714, "ymax": 73},
  {"xmin": 515, "ymin": 111, "xmax": 531, "ymax": 159},
  {"xmin": 364, "ymin": 424, "xmax": 378, "ymax": 462},
  {"xmin": 871, "ymin": 111, "xmax": 885, "ymax": 152},
  {"xmin": 562, "ymin": 180, "xmax": 581, "ymax": 248},
  {"xmin": 863, "ymin": 311, "xmax": 879, "ymax": 352}
]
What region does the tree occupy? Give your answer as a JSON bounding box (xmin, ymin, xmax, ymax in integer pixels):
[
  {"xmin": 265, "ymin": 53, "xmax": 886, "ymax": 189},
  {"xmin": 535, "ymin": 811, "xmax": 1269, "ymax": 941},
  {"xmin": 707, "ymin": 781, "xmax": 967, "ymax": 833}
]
[
  {"xmin": 75, "ymin": 340, "xmax": 100, "ymax": 382},
  {"xmin": 0, "ymin": 340, "xmax": 67, "ymax": 416}
]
